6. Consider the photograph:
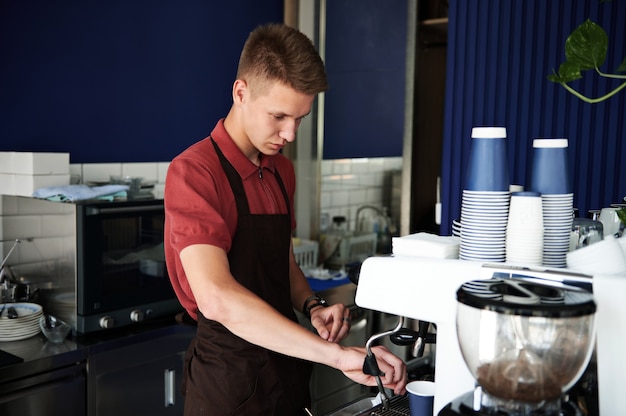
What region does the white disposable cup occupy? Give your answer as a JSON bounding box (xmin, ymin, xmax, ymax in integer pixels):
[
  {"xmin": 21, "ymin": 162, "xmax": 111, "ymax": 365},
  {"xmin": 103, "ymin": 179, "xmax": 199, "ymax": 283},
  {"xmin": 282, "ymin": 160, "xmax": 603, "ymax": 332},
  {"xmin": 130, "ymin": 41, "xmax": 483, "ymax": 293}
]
[
  {"xmin": 507, "ymin": 192, "xmax": 543, "ymax": 229},
  {"xmin": 506, "ymin": 192, "xmax": 543, "ymax": 264}
]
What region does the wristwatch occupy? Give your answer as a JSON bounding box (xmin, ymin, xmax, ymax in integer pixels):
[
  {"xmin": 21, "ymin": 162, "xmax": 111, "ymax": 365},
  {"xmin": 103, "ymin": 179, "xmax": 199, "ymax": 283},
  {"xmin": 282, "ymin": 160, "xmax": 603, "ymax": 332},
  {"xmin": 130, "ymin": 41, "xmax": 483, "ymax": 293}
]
[{"xmin": 303, "ymin": 295, "xmax": 328, "ymax": 319}]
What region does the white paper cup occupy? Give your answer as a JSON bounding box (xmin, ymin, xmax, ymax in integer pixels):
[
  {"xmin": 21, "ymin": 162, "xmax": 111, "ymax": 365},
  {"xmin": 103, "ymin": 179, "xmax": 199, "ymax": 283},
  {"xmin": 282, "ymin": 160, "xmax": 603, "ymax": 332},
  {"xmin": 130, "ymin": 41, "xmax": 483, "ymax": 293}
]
[{"xmin": 506, "ymin": 192, "xmax": 543, "ymax": 264}]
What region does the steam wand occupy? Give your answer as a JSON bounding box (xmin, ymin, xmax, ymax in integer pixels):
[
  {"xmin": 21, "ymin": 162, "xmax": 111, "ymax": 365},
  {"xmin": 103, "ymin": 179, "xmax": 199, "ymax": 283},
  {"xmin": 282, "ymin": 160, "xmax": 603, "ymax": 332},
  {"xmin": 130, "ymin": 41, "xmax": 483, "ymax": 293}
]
[{"xmin": 363, "ymin": 315, "xmax": 404, "ymax": 410}]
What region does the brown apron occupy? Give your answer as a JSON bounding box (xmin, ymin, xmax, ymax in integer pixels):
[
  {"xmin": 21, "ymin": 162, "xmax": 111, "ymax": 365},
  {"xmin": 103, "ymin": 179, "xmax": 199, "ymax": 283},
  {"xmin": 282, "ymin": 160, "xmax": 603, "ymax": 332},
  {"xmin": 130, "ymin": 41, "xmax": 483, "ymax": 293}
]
[{"xmin": 182, "ymin": 139, "xmax": 312, "ymax": 415}]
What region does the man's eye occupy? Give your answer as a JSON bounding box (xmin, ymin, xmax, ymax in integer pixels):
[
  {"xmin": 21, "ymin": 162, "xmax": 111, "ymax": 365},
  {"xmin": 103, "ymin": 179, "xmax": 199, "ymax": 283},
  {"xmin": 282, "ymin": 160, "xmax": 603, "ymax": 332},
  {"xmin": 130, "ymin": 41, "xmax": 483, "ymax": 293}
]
[{"xmin": 273, "ymin": 114, "xmax": 285, "ymax": 120}]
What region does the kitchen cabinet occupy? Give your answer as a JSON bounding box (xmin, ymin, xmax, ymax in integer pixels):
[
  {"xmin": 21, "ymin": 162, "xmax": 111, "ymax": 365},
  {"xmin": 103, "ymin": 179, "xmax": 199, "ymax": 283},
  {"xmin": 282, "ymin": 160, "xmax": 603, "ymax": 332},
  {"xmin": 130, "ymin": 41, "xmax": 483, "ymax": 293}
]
[
  {"xmin": 0, "ymin": 361, "xmax": 86, "ymax": 416},
  {"xmin": 87, "ymin": 325, "xmax": 194, "ymax": 416},
  {"xmin": 0, "ymin": 320, "xmax": 194, "ymax": 416}
]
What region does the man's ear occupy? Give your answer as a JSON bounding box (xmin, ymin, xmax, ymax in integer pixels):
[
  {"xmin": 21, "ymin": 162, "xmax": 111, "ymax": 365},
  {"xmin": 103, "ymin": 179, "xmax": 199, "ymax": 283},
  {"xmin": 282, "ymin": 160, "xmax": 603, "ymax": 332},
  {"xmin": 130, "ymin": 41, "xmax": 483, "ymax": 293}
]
[{"xmin": 232, "ymin": 79, "xmax": 248, "ymax": 105}]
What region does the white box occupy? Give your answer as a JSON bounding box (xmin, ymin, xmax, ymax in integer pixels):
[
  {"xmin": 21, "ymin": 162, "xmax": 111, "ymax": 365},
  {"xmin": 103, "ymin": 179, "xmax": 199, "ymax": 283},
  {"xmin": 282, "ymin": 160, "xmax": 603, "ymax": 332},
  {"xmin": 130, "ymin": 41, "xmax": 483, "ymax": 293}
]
[
  {"xmin": 0, "ymin": 173, "xmax": 71, "ymax": 197},
  {"xmin": 0, "ymin": 152, "xmax": 16, "ymax": 173},
  {"xmin": 0, "ymin": 173, "xmax": 16, "ymax": 195},
  {"xmin": 0, "ymin": 152, "xmax": 70, "ymax": 175}
]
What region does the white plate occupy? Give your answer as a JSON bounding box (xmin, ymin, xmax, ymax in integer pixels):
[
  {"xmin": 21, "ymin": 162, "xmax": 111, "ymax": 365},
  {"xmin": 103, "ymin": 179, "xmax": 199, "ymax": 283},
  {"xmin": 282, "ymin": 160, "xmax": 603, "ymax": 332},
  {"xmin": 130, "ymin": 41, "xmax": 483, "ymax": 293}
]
[
  {"xmin": 0, "ymin": 303, "xmax": 43, "ymax": 320},
  {"xmin": 0, "ymin": 324, "xmax": 39, "ymax": 336},
  {"xmin": 0, "ymin": 328, "xmax": 41, "ymax": 342}
]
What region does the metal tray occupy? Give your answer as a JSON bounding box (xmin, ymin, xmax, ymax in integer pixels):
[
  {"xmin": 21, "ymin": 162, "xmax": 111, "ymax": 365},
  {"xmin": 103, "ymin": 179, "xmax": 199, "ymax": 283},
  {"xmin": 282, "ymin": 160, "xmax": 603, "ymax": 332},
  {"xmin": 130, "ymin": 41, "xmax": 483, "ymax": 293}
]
[{"xmin": 327, "ymin": 395, "xmax": 410, "ymax": 416}]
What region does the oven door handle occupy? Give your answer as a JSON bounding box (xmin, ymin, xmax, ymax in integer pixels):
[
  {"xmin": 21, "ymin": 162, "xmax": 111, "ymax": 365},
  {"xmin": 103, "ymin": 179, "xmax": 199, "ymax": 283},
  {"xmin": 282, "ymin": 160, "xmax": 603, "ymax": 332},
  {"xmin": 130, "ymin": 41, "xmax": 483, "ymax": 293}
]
[{"xmin": 85, "ymin": 205, "xmax": 164, "ymax": 215}]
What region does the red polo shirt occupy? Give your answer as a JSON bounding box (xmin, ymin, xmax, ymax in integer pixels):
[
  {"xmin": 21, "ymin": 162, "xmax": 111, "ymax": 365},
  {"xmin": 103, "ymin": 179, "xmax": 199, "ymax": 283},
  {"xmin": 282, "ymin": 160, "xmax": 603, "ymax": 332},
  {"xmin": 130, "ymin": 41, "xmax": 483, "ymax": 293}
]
[{"xmin": 164, "ymin": 119, "xmax": 297, "ymax": 319}]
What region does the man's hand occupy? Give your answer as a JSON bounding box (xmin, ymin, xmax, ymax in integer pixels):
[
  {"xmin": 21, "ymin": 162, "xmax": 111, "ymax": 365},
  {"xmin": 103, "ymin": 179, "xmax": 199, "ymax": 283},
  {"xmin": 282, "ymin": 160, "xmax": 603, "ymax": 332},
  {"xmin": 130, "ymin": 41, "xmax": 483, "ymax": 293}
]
[
  {"xmin": 309, "ymin": 303, "xmax": 351, "ymax": 343},
  {"xmin": 338, "ymin": 345, "xmax": 408, "ymax": 396}
]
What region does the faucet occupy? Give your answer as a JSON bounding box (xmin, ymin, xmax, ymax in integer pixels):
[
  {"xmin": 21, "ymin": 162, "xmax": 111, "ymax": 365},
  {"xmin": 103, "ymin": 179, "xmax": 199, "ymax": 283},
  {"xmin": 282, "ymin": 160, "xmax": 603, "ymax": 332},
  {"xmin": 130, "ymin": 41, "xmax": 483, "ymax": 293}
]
[
  {"xmin": 355, "ymin": 205, "xmax": 383, "ymax": 233},
  {"xmin": 0, "ymin": 237, "xmax": 33, "ymax": 284}
]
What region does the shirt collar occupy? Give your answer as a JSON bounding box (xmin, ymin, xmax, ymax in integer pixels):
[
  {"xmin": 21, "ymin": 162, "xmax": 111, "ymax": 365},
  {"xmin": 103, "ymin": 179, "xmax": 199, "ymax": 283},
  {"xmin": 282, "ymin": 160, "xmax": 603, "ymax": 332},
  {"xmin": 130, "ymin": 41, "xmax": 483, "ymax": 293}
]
[{"xmin": 211, "ymin": 119, "xmax": 276, "ymax": 179}]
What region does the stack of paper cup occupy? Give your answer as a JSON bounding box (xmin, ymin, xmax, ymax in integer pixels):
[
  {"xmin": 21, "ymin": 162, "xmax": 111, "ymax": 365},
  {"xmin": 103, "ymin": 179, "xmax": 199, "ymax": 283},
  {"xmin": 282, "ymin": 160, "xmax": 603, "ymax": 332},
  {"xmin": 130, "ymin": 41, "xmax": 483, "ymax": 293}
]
[
  {"xmin": 506, "ymin": 192, "xmax": 544, "ymax": 265},
  {"xmin": 460, "ymin": 127, "xmax": 510, "ymax": 262},
  {"xmin": 530, "ymin": 138, "xmax": 573, "ymax": 268}
]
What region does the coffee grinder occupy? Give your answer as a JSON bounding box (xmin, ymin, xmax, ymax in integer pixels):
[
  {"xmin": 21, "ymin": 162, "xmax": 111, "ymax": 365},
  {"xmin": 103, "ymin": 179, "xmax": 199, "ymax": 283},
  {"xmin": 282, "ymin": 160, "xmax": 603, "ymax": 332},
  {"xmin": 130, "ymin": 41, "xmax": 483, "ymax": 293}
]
[{"xmin": 439, "ymin": 277, "xmax": 596, "ymax": 415}]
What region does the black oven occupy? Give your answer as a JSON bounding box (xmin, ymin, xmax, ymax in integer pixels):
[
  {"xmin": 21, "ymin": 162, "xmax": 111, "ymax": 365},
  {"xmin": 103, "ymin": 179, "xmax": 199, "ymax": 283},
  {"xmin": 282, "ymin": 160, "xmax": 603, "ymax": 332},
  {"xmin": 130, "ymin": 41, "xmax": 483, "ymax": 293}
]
[{"xmin": 75, "ymin": 199, "xmax": 182, "ymax": 334}]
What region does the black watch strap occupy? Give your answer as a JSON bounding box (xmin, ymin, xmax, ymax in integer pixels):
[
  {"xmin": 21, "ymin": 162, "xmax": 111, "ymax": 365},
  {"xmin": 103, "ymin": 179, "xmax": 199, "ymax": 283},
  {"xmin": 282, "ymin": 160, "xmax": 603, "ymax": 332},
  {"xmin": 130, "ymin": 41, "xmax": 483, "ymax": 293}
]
[{"xmin": 302, "ymin": 295, "xmax": 328, "ymax": 319}]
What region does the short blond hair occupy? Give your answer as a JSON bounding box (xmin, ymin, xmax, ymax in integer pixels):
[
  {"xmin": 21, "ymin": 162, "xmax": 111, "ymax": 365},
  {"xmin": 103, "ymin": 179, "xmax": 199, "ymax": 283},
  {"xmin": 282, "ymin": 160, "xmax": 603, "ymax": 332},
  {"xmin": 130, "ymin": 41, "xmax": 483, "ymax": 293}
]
[{"xmin": 237, "ymin": 23, "xmax": 328, "ymax": 97}]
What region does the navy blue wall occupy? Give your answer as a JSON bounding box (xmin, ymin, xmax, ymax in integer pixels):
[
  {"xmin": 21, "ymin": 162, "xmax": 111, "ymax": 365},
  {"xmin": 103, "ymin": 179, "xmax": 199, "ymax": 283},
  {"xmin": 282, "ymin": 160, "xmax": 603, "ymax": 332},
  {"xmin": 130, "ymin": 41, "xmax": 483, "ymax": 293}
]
[
  {"xmin": 0, "ymin": 0, "xmax": 283, "ymax": 163},
  {"xmin": 441, "ymin": 0, "xmax": 626, "ymax": 234},
  {"xmin": 323, "ymin": 0, "xmax": 407, "ymax": 160}
]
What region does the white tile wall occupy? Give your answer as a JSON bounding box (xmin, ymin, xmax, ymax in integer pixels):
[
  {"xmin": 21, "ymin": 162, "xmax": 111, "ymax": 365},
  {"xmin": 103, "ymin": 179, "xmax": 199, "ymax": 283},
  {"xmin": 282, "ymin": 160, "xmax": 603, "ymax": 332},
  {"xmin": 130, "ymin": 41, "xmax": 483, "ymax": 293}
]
[
  {"xmin": 69, "ymin": 157, "xmax": 402, "ymax": 220},
  {"xmin": 0, "ymin": 196, "xmax": 75, "ymax": 266},
  {"xmin": 80, "ymin": 163, "xmax": 123, "ymax": 183},
  {"xmin": 321, "ymin": 157, "xmax": 402, "ymax": 232},
  {"xmin": 1, "ymin": 157, "xmax": 400, "ymax": 262},
  {"xmin": 71, "ymin": 162, "xmax": 170, "ymax": 199}
]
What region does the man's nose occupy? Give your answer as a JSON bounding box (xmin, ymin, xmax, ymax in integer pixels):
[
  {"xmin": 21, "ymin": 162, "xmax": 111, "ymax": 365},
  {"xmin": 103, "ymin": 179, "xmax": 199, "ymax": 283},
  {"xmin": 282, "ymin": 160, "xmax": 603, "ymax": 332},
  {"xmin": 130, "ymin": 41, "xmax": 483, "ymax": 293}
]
[{"xmin": 280, "ymin": 120, "xmax": 298, "ymax": 142}]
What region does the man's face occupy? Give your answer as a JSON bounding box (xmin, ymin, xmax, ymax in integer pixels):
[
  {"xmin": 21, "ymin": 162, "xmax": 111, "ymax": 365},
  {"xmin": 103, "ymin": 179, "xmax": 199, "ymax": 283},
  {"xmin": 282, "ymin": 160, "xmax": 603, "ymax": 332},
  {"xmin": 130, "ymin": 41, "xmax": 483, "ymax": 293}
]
[{"xmin": 238, "ymin": 80, "xmax": 315, "ymax": 157}]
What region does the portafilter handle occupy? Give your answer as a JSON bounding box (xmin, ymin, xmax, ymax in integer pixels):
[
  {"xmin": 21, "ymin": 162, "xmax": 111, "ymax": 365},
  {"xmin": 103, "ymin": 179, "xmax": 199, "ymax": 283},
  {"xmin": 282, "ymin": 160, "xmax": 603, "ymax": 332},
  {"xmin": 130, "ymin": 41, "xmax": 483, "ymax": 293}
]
[{"xmin": 363, "ymin": 315, "xmax": 404, "ymax": 410}]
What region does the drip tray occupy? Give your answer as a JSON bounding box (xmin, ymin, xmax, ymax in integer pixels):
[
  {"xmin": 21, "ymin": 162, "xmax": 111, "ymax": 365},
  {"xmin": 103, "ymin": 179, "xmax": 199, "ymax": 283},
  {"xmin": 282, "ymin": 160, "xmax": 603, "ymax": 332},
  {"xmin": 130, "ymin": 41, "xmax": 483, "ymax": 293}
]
[{"xmin": 328, "ymin": 395, "xmax": 410, "ymax": 416}]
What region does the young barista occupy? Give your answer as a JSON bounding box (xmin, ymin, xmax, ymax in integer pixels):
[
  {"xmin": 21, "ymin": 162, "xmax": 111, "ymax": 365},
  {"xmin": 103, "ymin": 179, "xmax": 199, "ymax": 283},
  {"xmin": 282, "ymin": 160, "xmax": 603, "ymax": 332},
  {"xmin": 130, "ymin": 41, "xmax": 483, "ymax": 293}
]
[{"xmin": 164, "ymin": 23, "xmax": 407, "ymax": 415}]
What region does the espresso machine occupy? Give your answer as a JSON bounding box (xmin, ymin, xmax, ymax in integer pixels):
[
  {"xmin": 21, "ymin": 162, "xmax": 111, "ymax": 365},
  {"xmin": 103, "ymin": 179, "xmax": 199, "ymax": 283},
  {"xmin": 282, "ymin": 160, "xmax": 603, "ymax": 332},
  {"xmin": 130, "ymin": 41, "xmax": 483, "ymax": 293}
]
[{"xmin": 355, "ymin": 256, "xmax": 626, "ymax": 415}]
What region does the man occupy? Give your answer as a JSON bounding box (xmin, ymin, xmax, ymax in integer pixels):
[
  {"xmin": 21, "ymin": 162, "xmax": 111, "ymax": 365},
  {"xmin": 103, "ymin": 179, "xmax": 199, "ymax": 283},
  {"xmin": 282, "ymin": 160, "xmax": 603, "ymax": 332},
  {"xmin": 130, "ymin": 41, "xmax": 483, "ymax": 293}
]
[{"xmin": 164, "ymin": 23, "xmax": 407, "ymax": 415}]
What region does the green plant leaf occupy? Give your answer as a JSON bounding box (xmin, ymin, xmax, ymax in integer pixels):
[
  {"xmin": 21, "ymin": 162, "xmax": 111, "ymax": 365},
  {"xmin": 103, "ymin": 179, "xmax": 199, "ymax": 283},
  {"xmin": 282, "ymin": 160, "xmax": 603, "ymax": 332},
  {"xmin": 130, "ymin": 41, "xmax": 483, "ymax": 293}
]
[
  {"xmin": 549, "ymin": 61, "xmax": 584, "ymax": 83},
  {"xmin": 565, "ymin": 19, "xmax": 608, "ymax": 70},
  {"xmin": 548, "ymin": 18, "xmax": 625, "ymax": 103}
]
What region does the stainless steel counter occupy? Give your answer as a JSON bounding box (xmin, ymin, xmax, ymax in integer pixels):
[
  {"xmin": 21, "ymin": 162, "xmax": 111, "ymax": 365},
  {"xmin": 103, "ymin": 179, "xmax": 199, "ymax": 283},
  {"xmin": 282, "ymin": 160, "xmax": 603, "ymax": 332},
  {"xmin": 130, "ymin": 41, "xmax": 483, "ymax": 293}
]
[{"xmin": 0, "ymin": 332, "xmax": 86, "ymax": 383}]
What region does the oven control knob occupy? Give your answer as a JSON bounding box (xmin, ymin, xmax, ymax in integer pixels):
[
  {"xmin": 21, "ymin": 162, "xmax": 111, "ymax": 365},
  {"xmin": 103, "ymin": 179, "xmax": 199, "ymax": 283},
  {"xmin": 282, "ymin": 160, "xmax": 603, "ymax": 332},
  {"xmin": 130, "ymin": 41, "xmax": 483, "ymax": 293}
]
[
  {"xmin": 99, "ymin": 316, "xmax": 115, "ymax": 329},
  {"xmin": 130, "ymin": 309, "xmax": 145, "ymax": 323}
]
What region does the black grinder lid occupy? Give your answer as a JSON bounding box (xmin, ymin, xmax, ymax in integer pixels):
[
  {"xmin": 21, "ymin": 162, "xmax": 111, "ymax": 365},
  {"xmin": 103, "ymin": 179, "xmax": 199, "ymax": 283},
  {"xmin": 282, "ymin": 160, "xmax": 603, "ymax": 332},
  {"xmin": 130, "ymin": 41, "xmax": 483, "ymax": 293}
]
[{"xmin": 457, "ymin": 278, "xmax": 596, "ymax": 318}]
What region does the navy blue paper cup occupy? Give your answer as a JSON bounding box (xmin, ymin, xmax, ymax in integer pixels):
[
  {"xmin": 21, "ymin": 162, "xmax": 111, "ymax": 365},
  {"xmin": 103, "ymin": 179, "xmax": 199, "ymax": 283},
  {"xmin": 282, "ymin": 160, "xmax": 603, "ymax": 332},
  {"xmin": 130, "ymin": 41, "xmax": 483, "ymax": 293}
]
[
  {"xmin": 530, "ymin": 139, "xmax": 571, "ymax": 195},
  {"xmin": 465, "ymin": 127, "xmax": 509, "ymax": 191},
  {"xmin": 407, "ymin": 380, "xmax": 435, "ymax": 416}
]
